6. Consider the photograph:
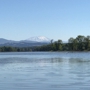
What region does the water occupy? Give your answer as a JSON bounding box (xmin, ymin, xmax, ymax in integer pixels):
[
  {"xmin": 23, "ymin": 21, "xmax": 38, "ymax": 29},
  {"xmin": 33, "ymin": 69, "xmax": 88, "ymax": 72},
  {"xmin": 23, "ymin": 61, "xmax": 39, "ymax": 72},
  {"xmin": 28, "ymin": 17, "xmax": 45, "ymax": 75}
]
[{"xmin": 0, "ymin": 52, "xmax": 90, "ymax": 90}]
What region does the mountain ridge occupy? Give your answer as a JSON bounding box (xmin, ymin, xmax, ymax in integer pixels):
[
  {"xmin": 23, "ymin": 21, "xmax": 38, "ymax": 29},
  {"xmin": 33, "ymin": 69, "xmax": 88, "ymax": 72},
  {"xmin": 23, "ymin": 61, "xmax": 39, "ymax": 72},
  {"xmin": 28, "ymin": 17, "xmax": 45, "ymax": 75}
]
[{"xmin": 0, "ymin": 36, "xmax": 50, "ymax": 47}]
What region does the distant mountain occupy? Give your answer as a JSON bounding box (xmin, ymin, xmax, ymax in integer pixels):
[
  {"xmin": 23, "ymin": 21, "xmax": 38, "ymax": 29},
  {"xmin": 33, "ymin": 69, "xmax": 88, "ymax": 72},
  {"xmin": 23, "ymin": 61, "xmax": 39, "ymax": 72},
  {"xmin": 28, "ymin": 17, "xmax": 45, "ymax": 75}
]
[
  {"xmin": 25, "ymin": 36, "xmax": 50, "ymax": 42},
  {"xmin": 0, "ymin": 36, "xmax": 50, "ymax": 47},
  {"xmin": 0, "ymin": 42, "xmax": 49, "ymax": 47},
  {"xmin": 0, "ymin": 38, "xmax": 17, "ymax": 44}
]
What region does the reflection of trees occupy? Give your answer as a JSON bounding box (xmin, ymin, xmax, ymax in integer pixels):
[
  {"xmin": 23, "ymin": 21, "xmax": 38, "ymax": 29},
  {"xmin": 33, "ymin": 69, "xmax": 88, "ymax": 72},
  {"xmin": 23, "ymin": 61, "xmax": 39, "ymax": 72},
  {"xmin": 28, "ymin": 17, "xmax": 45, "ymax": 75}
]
[
  {"xmin": 68, "ymin": 58, "xmax": 90, "ymax": 63},
  {"xmin": 38, "ymin": 58, "xmax": 64, "ymax": 63},
  {"xmin": 68, "ymin": 58, "xmax": 90, "ymax": 79},
  {"xmin": 50, "ymin": 58, "xmax": 63, "ymax": 63}
]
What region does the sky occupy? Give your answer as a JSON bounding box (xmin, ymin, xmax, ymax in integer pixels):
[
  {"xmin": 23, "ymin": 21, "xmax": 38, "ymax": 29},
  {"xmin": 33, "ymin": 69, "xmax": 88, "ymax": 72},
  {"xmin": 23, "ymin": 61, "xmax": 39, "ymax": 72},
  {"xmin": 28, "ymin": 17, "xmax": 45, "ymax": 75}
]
[{"xmin": 0, "ymin": 0, "xmax": 90, "ymax": 41}]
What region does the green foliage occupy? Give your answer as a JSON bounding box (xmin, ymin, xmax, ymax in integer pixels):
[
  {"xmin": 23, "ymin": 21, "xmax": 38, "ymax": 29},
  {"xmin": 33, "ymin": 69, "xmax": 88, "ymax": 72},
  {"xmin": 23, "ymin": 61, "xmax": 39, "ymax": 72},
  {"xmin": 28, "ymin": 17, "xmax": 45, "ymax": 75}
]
[
  {"xmin": 0, "ymin": 46, "xmax": 33, "ymax": 52},
  {"xmin": 34, "ymin": 35, "xmax": 90, "ymax": 51},
  {"xmin": 0, "ymin": 35, "xmax": 90, "ymax": 52}
]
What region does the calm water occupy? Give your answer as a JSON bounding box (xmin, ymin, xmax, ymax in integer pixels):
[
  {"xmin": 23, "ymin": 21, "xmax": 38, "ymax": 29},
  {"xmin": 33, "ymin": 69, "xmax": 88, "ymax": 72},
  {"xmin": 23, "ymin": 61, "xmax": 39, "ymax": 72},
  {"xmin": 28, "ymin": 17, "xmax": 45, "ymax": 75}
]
[{"xmin": 0, "ymin": 52, "xmax": 90, "ymax": 90}]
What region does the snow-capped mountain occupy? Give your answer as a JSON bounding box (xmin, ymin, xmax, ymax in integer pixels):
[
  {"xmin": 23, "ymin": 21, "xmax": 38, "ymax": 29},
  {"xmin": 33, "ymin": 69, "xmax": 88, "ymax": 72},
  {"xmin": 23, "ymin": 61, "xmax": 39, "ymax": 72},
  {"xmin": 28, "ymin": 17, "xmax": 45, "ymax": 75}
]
[
  {"xmin": 26, "ymin": 36, "xmax": 50, "ymax": 42},
  {"xmin": 0, "ymin": 36, "xmax": 51, "ymax": 47}
]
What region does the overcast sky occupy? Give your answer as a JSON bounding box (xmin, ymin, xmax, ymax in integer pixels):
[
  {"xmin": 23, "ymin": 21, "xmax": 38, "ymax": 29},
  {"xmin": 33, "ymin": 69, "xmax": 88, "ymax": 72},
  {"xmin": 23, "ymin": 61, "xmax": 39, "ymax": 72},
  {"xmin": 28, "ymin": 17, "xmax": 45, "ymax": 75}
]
[{"xmin": 0, "ymin": 0, "xmax": 90, "ymax": 41}]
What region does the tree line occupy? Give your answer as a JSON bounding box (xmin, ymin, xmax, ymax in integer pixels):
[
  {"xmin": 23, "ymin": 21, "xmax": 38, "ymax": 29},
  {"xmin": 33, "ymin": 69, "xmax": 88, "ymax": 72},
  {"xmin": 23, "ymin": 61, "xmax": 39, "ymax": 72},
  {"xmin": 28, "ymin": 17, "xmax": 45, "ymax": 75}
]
[
  {"xmin": 0, "ymin": 35, "xmax": 90, "ymax": 52},
  {"xmin": 0, "ymin": 46, "xmax": 33, "ymax": 52},
  {"xmin": 34, "ymin": 35, "xmax": 90, "ymax": 51}
]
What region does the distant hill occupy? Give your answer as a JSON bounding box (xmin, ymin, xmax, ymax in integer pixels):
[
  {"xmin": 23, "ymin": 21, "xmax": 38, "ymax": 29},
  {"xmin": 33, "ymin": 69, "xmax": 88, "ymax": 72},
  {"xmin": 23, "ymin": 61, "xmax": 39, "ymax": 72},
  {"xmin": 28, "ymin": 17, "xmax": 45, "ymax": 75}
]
[
  {"xmin": 0, "ymin": 36, "xmax": 50, "ymax": 47},
  {"xmin": 0, "ymin": 42, "xmax": 49, "ymax": 47},
  {"xmin": 0, "ymin": 38, "xmax": 16, "ymax": 44}
]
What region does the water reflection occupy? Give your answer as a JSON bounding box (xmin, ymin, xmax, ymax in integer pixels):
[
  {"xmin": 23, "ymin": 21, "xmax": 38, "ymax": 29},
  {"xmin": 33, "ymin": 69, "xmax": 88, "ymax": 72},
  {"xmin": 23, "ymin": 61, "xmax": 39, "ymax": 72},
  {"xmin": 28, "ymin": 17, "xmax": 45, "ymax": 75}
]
[
  {"xmin": 69, "ymin": 58, "xmax": 90, "ymax": 63},
  {"xmin": 0, "ymin": 57, "xmax": 64, "ymax": 65},
  {"xmin": 0, "ymin": 52, "xmax": 90, "ymax": 90}
]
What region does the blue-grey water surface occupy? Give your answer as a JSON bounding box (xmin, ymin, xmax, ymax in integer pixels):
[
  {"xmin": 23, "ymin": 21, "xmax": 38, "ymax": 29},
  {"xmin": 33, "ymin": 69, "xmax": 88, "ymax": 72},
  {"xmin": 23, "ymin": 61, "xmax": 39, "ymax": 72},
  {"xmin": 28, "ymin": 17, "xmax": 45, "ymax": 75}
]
[{"xmin": 0, "ymin": 52, "xmax": 90, "ymax": 90}]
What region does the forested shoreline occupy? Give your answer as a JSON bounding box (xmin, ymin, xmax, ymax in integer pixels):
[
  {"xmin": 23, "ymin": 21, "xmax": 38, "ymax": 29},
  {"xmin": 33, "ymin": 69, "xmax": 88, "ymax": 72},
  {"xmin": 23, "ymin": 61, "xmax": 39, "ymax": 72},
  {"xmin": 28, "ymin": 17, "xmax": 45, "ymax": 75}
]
[{"xmin": 0, "ymin": 35, "xmax": 90, "ymax": 52}]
